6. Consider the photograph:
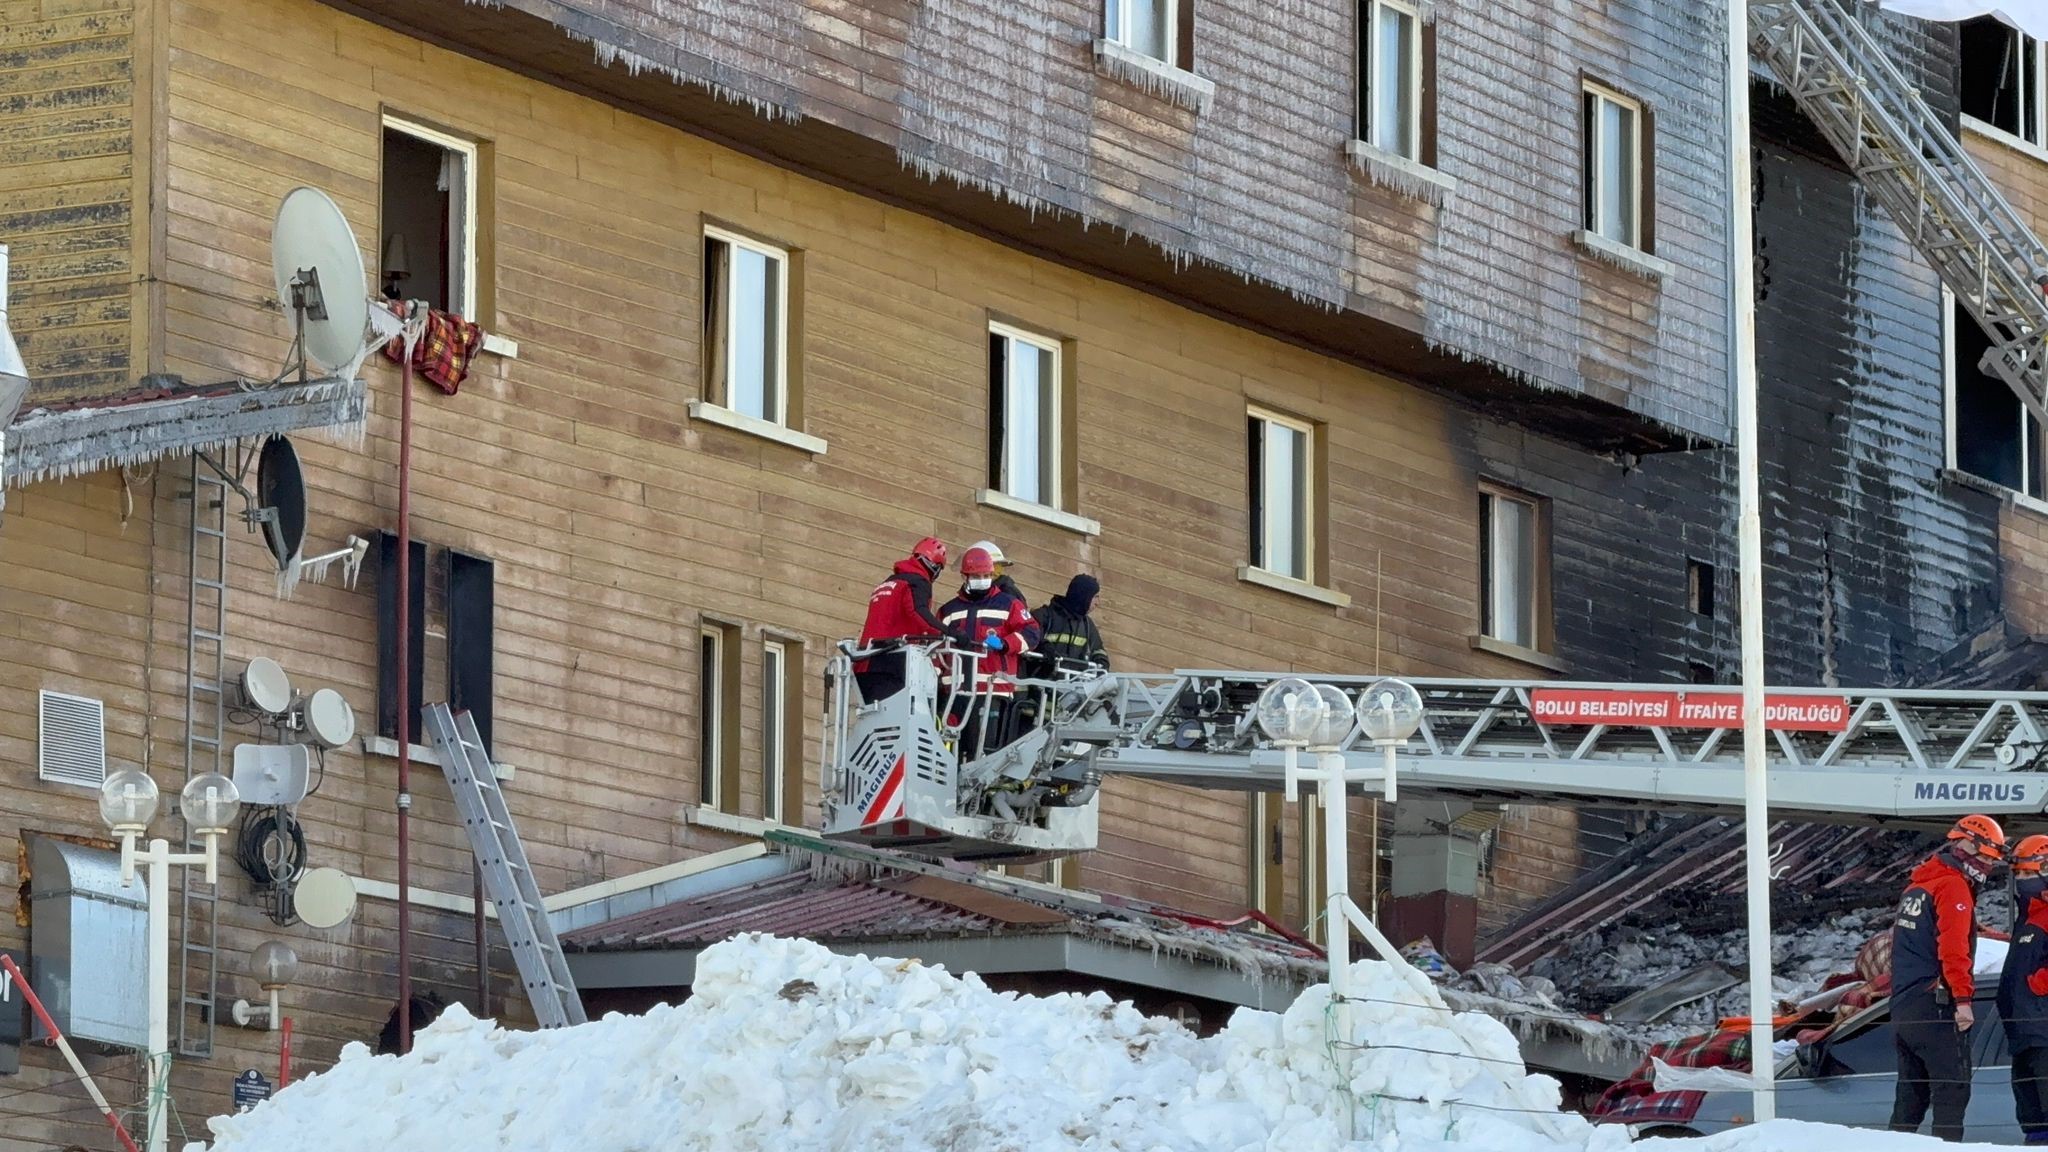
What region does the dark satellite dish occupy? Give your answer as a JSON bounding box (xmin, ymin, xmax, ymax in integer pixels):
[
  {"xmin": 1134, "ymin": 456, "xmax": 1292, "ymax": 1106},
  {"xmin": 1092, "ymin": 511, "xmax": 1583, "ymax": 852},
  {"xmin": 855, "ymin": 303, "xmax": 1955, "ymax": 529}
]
[{"xmin": 255, "ymin": 436, "xmax": 307, "ymax": 572}]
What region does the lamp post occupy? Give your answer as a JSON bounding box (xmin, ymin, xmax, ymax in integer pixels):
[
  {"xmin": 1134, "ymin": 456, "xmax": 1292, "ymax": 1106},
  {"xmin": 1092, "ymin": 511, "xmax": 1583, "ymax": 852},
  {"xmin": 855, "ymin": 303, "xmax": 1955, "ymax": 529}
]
[
  {"xmin": 100, "ymin": 768, "xmax": 242, "ymax": 1152},
  {"xmin": 231, "ymin": 941, "xmax": 299, "ymax": 1032}
]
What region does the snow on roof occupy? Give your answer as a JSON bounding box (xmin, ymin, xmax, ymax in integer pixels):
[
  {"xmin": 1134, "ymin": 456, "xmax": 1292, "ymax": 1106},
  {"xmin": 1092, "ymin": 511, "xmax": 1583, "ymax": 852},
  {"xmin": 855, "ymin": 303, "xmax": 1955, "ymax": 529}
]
[
  {"xmin": 189, "ymin": 933, "xmax": 1604, "ymax": 1152},
  {"xmin": 185, "ymin": 934, "xmax": 1994, "ymax": 1152}
]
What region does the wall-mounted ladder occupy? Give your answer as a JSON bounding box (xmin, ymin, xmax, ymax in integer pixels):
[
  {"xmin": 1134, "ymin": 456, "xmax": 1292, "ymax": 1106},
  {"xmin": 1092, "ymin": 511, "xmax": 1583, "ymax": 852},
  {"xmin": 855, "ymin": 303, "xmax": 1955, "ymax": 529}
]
[
  {"xmin": 422, "ymin": 703, "xmax": 585, "ymax": 1029},
  {"xmin": 1750, "ymin": 0, "xmax": 2048, "ymax": 417},
  {"xmin": 177, "ymin": 454, "xmax": 226, "ymax": 1059}
]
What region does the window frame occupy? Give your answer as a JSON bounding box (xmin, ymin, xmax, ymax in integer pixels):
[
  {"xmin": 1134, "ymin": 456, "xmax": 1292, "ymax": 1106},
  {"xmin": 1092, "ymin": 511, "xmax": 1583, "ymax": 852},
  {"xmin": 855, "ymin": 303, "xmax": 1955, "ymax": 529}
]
[
  {"xmin": 1945, "ymin": 286, "xmax": 2048, "ymax": 499},
  {"xmin": 380, "ymin": 113, "xmax": 481, "ymax": 321},
  {"xmin": 1106, "ymin": 0, "xmax": 1180, "ymax": 66},
  {"xmin": 1247, "ymin": 404, "xmax": 1318, "ymax": 585},
  {"xmin": 703, "ymin": 224, "xmax": 794, "ymax": 427},
  {"xmin": 762, "ymin": 639, "xmax": 787, "ymax": 824},
  {"xmin": 1359, "ymin": 0, "xmax": 1423, "ymax": 162},
  {"xmin": 1582, "ymin": 81, "xmax": 1646, "ymax": 251},
  {"xmin": 1963, "ymin": 18, "xmax": 2048, "ymax": 148},
  {"xmin": 1479, "ymin": 483, "xmax": 1550, "ymax": 654},
  {"xmin": 987, "ymin": 321, "xmax": 1066, "ymax": 512}
]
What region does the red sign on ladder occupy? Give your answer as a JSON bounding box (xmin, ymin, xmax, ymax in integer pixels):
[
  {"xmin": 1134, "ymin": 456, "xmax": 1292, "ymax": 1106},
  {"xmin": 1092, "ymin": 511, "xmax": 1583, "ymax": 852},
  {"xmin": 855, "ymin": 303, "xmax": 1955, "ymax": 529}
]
[{"xmin": 1529, "ymin": 689, "xmax": 1852, "ymax": 732}]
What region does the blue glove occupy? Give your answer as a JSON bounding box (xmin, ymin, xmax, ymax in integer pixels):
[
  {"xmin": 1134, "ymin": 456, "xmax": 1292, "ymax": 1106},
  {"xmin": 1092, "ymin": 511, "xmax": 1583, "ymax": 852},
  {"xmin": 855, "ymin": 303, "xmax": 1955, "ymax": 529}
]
[{"xmin": 983, "ymin": 633, "xmax": 1005, "ymax": 651}]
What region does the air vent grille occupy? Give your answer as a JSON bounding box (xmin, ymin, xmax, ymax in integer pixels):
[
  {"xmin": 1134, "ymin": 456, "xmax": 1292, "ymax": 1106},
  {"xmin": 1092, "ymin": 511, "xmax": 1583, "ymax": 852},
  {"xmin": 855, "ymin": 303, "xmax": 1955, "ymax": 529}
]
[{"xmin": 38, "ymin": 690, "xmax": 106, "ymax": 787}]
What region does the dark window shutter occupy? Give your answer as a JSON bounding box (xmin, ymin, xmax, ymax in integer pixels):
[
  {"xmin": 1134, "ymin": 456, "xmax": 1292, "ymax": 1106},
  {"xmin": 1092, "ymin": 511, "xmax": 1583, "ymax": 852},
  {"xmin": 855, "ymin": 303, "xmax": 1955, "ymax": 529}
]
[
  {"xmin": 1421, "ymin": 21, "xmax": 1439, "ymax": 168},
  {"xmin": 1247, "ymin": 416, "xmax": 1264, "ymax": 567},
  {"xmin": 447, "ymin": 550, "xmax": 496, "ymax": 755},
  {"xmin": 1640, "ymin": 102, "xmax": 1657, "ymax": 254},
  {"xmin": 1177, "ymin": 0, "xmax": 1195, "ymax": 72},
  {"xmin": 988, "ymin": 332, "xmax": 1008, "ymax": 490},
  {"xmin": 376, "ymin": 531, "xmax": 427, "ymax": 743}
]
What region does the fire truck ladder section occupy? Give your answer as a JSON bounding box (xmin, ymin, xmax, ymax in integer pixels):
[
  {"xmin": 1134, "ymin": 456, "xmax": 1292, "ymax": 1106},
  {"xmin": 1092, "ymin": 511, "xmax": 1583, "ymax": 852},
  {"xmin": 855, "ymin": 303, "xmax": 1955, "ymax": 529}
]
[
  {"xmin": 1085, "ymin": 675, "xmax": 2048, "ymax": 826},
  {"xmin": 1751, "ymin": 0, "xmax": 2048, "ymax": 419}
]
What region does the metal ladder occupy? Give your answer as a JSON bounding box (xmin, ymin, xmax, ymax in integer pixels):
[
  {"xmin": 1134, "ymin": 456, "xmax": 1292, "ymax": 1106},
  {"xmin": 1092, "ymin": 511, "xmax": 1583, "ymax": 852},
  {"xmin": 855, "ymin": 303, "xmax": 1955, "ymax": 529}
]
[
  {"xmin": 1750, "ymin": 0, "xmax": 2048, "ymax": 418},
  {"xmin": 177, "ymin": 454, "xmax": 227, "ymax": 1058},
  {"xmin": 421, "ymin": 703, "xmax": 586, "ymax": 1029}
]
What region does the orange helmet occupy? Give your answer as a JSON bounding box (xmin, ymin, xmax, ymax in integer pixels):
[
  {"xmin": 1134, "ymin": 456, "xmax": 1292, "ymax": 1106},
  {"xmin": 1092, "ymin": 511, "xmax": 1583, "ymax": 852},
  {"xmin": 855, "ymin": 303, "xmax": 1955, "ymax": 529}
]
[
  {"xmin": 2014, "ymin": 834, "xmax": 2048, "ymax": 877},
  {"xmin": 1949, "ymin": 814, "xmax": 2008, "ymax": 860}
]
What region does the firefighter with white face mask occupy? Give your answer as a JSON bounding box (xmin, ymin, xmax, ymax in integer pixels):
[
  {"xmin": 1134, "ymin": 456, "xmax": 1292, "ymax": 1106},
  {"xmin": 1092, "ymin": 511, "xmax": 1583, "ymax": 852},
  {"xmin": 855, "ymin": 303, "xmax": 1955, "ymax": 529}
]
[{"xmin": 939, "ymin": 546, "xmax": 1040, "ymax": 762}]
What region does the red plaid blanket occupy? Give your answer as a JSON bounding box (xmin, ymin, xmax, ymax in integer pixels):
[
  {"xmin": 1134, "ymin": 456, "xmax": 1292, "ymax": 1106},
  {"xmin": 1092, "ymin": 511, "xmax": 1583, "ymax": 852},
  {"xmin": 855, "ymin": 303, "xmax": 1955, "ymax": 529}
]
[
  {"xmin": 382, "ymin": 302, "xmax": 484, "ymax": 395},
  {"xmin": 1592, "ymin": 1028, "xmax": 1751, "ymax": 1127}
]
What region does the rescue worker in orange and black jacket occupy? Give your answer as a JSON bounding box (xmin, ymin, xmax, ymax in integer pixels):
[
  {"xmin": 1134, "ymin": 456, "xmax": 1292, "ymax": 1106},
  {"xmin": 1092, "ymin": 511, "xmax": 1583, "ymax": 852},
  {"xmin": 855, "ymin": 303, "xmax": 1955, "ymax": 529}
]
[
  {"xmin": 1891, "ymin": 814, "xmax": 2007, "ymax": 1143},
  {"xmin": 2002, "ymin": 834, "xmax": 2048, "ymax": 1146}
]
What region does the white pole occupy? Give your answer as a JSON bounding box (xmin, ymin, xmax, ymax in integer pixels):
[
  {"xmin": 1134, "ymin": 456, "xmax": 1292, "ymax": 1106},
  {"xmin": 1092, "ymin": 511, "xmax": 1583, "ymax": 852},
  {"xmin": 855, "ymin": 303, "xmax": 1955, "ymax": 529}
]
[
  {"xmin": 1319, "ymin": 749, "xmax": 1354, "ymax": 1140},
  {"xmin": 146, "ymin": 840, "xmax": 171, "ymax": 1152},
  {"xmin": 1726, "ymin": 0, "xmax": 1775, "ymax": 1121}
]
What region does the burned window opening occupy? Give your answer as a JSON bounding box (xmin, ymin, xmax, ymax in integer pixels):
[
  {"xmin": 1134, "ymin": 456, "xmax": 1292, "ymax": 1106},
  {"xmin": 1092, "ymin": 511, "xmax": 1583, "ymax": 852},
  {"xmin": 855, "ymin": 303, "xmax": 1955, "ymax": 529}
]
[
  {"xmin": 1962, "ymin": 16, "xmax": 2044, "ymax": 145},
  {"xmin": 1952, "ymin": 298, "xmax": 2044, "ymax": 498}
]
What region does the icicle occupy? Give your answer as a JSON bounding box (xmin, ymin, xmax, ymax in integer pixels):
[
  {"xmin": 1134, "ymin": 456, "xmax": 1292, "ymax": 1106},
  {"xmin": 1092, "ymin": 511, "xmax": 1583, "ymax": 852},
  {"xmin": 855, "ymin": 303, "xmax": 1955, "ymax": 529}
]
[
  {"xmin": 1089, "ymin": 40, "xmax": 1215, "ymax": 115},
  {"xmin": 1346, "ymin": 146, "xmax": 1455, "ymax": 208}
]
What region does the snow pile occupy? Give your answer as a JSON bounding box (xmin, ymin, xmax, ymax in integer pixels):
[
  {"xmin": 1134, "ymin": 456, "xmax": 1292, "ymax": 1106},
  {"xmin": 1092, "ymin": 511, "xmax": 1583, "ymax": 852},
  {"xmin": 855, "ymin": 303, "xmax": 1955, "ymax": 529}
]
[{"xmin": 194, "ymin": 933, "xmax": 1626, "ymax": 1152}]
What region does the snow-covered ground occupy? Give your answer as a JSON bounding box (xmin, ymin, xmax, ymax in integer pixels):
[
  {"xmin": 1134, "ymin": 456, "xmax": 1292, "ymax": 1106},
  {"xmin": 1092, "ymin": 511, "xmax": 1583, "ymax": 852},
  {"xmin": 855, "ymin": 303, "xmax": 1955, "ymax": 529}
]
[{"xmin": 189, "ymin": 934, "xmax": 2004, "ymax": 1152}]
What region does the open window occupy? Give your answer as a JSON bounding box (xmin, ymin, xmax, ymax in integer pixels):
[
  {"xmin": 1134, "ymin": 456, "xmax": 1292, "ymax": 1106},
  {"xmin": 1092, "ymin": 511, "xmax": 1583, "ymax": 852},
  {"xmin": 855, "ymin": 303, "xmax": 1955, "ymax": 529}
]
[
  {"xmin": 699, "ymin": 622, "xmax": 741, "ymax": 813},
  {"xmin": 703, "ymin": 227, "xmax": 792, "ymax": 425},
  {"xmin": 1359, "ymin": 0, "xmax": 1426, "ymax": 162},
  {"xmin": 380, "ymin": 116, "xmax": 480, "ymax": 318},
  {"xmin": 1948, "ymin": 292, "xmax": 2046, "ymax": 498},
  {"xmin": 1582, "ymin": 82, "xmax": 1653, "ymax": 252},
  {"xmin": 1962, "ymin": 16, "xmax": 2046, "ymax": 146},
  {"xmin": 1106, "ymin": 0, "xmax": 1192, "ymax": 69},
  {"xmin": 1247, "ymin": 406, "xmax": 1318, "ymax": 584},
  {"xmin": 988, "ymin": 323, "xmax": 1064, "ymax": 511},
  {"xmin": 1480, "ymin": 483, "xmax": 1551, "ymax": 654},
  {"xmin": 761, "ymin": 637, "xmax": 803, "ymax": 825}
]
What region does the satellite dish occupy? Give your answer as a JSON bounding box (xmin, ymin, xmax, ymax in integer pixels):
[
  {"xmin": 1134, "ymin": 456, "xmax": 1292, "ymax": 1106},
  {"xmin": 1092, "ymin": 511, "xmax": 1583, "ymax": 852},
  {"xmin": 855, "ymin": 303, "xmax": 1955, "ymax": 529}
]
[
  {"xmin": 242, "ymin": 657, "xmax": 294, "ymax": 716},
  {"xmin": 305, "ymin": 688, "xmax": 356, "ymax": 750},
  {"xmin": 292, "ymin": 867, "xmax": 358, "ymax": 930},
  {"xmin": 255, "ymin": 436, "xmax": 307, "ymax": 572},
  {"xmin": 271, "ymin": 187, "xmax": 369, "ymax": 374},
  {"xmin": 232, "ymin": 743, "xmax": 311, "ymax": 807}
]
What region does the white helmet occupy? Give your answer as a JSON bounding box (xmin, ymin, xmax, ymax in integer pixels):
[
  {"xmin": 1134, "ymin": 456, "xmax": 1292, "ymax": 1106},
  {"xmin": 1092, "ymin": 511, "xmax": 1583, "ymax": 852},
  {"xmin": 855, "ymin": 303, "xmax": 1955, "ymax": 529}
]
[{"xmin": 969, "ymin": 540, "xmax": 1006, "ymax": 569}]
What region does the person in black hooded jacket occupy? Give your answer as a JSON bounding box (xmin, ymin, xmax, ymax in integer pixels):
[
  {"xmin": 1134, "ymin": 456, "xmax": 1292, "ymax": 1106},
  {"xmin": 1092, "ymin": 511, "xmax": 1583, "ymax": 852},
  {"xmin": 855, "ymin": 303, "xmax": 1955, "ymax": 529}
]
[{"xmin": 1024, "ymin": 574, "xmax": 1109, "ymax": 679}]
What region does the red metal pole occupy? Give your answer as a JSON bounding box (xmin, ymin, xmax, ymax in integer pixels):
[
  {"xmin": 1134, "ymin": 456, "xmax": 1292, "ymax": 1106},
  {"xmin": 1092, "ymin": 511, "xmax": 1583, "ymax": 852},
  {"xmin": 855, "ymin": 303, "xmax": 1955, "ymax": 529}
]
[
  {"xmin": 396, "ymin": 338, "xmax": 416, "ymax": 1054},
  {"xmin": 279, "ymin": 1016, "xmax": 292, "ymax": 1088},
  {"xmin": 0, "ymin": 955, "xmax": 141, "ymax": 1152}
]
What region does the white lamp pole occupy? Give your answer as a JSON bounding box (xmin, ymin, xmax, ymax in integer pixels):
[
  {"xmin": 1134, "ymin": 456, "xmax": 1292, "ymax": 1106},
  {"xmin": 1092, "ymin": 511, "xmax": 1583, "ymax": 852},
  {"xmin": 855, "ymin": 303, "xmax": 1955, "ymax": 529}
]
[
  {"xmin": 101, "ymin": 769, "xmax": 242, "ymax": 1152},
  {"xmin": 1725, "ymin": 0, "xmax": 1776, "ymax": 1121}
]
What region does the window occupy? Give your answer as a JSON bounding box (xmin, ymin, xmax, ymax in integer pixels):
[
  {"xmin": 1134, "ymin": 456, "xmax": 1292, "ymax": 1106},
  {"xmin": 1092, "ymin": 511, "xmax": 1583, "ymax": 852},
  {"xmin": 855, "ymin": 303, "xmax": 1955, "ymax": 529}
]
[
  {"xmin": 1106, "ymin": 0, "xmax": 1179, "ymax": 65},
  {"xmin": 703, "ymin": 227, "xmax": 791, "ymax": 425},
  {"xmin": 698, "ymin": 623, "xmax": 739, "ymax": 812},
  {"xmin": 760, "ymin": 639, "xmax": 802, "ymax": 825},
  {"xmin": 1247, "ymin": 407, "xmax": 1315, "ymax": 582},
  {"xmin": 1686, "ymin": 559, "xmax": 1714, "ymax": 618},
  {"xmin": 1480, "ymin": 486, "xmax": 1546, "ymax": 651},
  {"xmin": 1582, "ymin": 83, "xmax": 1646, "ymax": 250},
  {"xmin": 1948, "ymin": 293, "xmax": 2046, "ymax": 497},
  {"xmin": 1359, "ymin": 0, "xmax": 1422, "ymax": 161},
  {"xmin": 988, "ymin": 324, "xmax": 1062, "ymax": 509},
  {"xmin": 1963, "ymin": 16, "xmax": 2047, "ymax": 146},
  {"xmin": 380, "ymin": 116, "xmax": 480, "ymax": 318}
]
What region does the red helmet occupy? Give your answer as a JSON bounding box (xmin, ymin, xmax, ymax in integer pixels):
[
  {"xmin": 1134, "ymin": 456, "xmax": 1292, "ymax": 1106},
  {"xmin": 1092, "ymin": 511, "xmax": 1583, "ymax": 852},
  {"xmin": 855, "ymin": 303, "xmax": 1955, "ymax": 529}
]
[
  {"xmin": 961, "ymin": 547, "xmax": 995, "ymax": 578},
  {"xmin": 2014, "ymin": 834, "xmax": 2048, "ymax": 877},
  {"xmin": 909, "ymin": 537, "xmax": 947, "ymax": 578},
  {"xmin": 1950, "ymin": 814, "xmax": 2008, "ymax": 861}
]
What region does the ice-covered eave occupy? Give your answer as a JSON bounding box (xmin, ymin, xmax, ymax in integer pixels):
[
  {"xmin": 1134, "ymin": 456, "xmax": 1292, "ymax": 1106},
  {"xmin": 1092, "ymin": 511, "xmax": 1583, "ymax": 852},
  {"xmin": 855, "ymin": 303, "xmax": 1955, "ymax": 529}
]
[{"xmin": 4, "ymin": 376, "xmax": 368, "ymax": 491}]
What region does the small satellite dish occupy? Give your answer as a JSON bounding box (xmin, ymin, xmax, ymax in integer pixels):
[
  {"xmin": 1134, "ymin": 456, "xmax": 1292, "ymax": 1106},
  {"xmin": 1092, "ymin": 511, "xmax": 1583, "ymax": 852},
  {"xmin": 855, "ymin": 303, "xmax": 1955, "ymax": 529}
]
[
  {"xmin": 305, "ymin": 688, "xmax": 356, "ymax": 750},
  {"xmin": 271, "ymin": 187, "xmax": 369, "ymax": 374},
  {"xmin": 292, "ymin": 867, "xmax": 358, "ymax": 930},
  {"xmin": 232, "ymin": 743, "xmax": 312, "ymax": 807},
  {"xmin": 242, "ymin": 657, "xmax": 294, "ymax": 716},
  {"xmin": 255, "ymin": 436, "xmax": 307, "ymax": 573}
]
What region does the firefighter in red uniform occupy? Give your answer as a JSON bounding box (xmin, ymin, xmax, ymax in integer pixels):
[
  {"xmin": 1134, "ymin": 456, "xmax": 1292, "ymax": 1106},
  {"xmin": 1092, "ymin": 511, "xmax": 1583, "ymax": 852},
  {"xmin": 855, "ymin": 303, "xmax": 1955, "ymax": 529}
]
[
  {"xmin": 855, "ymin": 537, "xmax": 969, "ymax": 703},
  {"xmin": 1890, "ymin": 813, "xmax": 2007, "ymax": 1142},
  {"xmin": 939, "ymin": 546, "xmax": 1040, "ymax": 761},
  {"xmin": 2002, "ymin": 834, "xmax": 2048, "ymax": 1145}
]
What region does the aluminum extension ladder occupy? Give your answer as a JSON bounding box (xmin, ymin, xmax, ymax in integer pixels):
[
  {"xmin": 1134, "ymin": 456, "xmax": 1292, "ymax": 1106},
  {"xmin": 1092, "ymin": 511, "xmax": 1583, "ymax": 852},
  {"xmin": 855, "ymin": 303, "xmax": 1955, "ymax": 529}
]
[
  {"xmin": 1750, "ymin": 0, "xmax": 2048, "ymax": 418},
  {"xmin": 422, "ymin": 703, "xmax": 586, "ymax": 1029}
]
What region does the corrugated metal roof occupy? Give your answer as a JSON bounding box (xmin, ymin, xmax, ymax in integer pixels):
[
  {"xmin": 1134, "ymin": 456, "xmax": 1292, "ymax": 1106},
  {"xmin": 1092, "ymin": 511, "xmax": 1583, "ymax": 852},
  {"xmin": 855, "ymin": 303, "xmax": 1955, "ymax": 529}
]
[{"xmin": 564, "ymin": 869, "xmax": 1034, "ymax": 952}]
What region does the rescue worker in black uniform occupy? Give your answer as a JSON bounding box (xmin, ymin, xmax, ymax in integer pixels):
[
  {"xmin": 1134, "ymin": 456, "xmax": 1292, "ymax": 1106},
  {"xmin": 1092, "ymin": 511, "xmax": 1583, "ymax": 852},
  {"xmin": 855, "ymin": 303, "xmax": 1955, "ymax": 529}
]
[
  {"xmin": 2002, "ymin": 834, "xmax": 2048, "ymax": 1146},
  {"xmin": 1890, "ymin": 814, "xmax": 2008, "ymax": 1142}
]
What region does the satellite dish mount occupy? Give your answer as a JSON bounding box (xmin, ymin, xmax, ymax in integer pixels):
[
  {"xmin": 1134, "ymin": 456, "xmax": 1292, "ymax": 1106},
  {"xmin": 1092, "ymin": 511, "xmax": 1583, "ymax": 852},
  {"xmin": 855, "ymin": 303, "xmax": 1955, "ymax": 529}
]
[{"xmin": 285, "ymin": 265, "xmax": 329, "ymax": 387}]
